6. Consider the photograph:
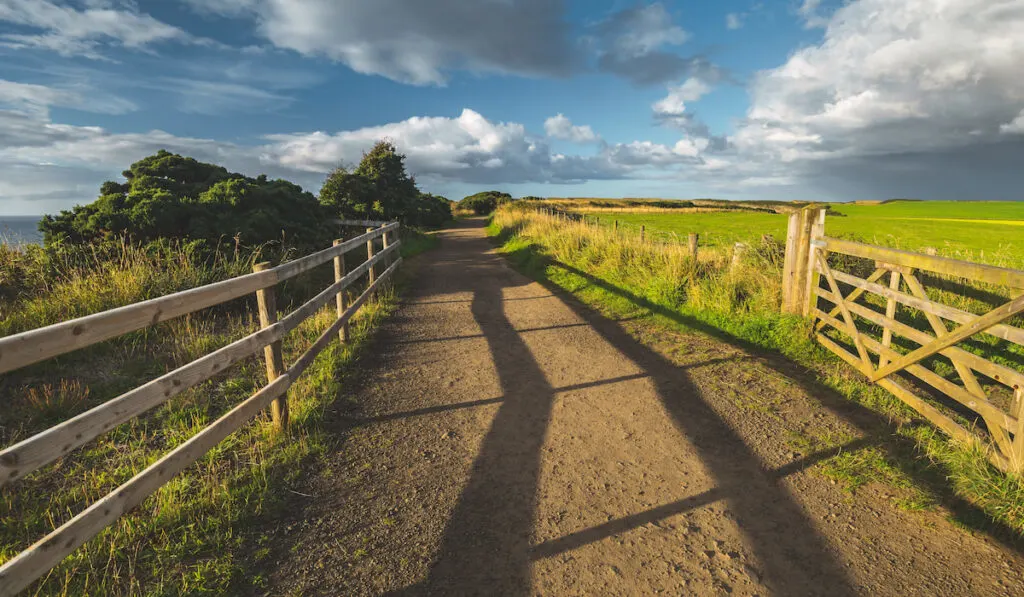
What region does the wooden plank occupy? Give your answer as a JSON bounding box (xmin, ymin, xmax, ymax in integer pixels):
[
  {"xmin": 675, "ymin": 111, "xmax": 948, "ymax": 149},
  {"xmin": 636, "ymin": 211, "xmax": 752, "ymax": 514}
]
[
  {"xmin": 830, "ymin": 269, "xmax": 1024, "ymax": 347},
  {"xmin": 817, "ymin": 288, "xmax": 1024, "ymax": 391},
  {"xmin": 814, "ymin": 268, "xmax": 886, "ymax": 332},
  {"xmin": 1012, "ymin": 388, "xmax": 1024, "ymax": 473},
  {"xmin": 821, "ymin": 237, "xmax": 1024, "ymax": 290},
  {"xmin": 815, "ymin": 332, "xmax": 978, "ymax": 445},
  {"xmin": 902, "ymin": 272, "xmax": 987, "ymax": 399},
  {"xmin": 815, "ymin": 251, "xmax": 873, "ymax": 370},
  {"xmin": 0, "ymin": 269, "xmax": 275, "ymax": 375},
  {"xmin": 0, "ymin": 254, "xmax": 405, "ymax": 596},
  {"xmin": 367, "ymin": 227, "xmax": 377, "ymax": 288},
  {"xmin": 870, "ymin": 294, "xmax": 1024, "ymax": 382},
  {"xmin": 274, "ymin": 222, "xmax": 397, "ymax": 282},
  {"xmin": 816, "ymin": 309, "xmax": 1016, "ymax": 432},
  {"xmin": 336, "ymin": 219, "xmax": 388, "ymax": 227},
  {"xmin": 0, "ymin": 373, "xmax": 292, "ymax": 597},
  {"xmin": 0, "ymin": 223, "xmax": 398, "ymax": 375},
  {"xmin": 254, "ymin": 263, "xmax": 288, "ymax": 430},
  {"xmin": 0, "ymin": 243, "xmax": 401, "ymax": 487},
  {"xmin": 879, "ymin": 270, "xmax": 901, "ymax": 369}
]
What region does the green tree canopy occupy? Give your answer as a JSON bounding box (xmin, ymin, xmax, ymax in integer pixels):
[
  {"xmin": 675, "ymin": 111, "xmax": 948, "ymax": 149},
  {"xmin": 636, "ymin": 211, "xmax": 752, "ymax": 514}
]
[
  {"xmin": 319, "ymin": 140, "xmax": 451, "ymax": 227},
  {"xmin": 40, "ymin": 150, "xmax": 331, "ymax": 253}
]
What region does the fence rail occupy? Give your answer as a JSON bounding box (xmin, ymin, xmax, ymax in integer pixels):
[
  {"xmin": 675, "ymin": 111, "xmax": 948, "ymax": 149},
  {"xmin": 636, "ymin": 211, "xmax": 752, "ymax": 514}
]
[
  {"xmin": 782, "ymin": 209, "xmax": 1024, "ymax": 473},
  {"xmin": 0, "ymin": 222, "xmax": 402, "ymax": 596}
]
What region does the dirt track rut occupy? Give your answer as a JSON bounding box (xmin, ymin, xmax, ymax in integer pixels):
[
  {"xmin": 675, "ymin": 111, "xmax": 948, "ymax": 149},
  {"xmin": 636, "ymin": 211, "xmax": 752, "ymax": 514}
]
[{"xmin": 262, "ymin": 219, "xmax": 1024, "ymax": 596}]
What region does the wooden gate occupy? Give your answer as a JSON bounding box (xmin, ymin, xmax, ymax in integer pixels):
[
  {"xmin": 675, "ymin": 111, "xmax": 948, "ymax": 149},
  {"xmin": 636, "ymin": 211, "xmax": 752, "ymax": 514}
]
[{"xmin": 792, "ymin": 215, "xmax": 1024, "ymax": 473}]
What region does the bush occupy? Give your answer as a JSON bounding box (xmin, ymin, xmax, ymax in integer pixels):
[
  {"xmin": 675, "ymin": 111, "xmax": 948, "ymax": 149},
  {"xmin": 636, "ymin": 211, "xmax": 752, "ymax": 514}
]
[
  {"xmin": 40, "ymin": 151, "xmax": 331, "ymax": 255},
  {"xmin": 458, "ymin": 191, "xmax": 512, "ymax": 215},
  {"xmin": 406, "ymin": 193, "xmax": 454, "ymax": 228}
]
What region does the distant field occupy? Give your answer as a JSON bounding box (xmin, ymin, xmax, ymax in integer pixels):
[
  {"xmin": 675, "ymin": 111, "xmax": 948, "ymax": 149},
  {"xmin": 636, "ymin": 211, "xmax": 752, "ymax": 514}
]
[{"xmin": 578, "ymin": 201, "xmax": 1024, "ymax": 268}]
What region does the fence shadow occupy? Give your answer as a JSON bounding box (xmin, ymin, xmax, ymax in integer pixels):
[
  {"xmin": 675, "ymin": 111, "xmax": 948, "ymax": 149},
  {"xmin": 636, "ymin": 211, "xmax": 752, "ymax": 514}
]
[{"xmin": 499, "ymin": 239, "xmax": 1024, "ymax": 551}]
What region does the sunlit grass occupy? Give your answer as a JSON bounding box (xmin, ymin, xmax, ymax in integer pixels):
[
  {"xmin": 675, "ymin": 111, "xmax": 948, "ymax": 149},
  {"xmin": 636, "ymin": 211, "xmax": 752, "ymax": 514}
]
[
  {"xmin": 489, "ymin": 204, "xmax": 1024, "ymax": 537},
  {"xmin": 0, "ymin": 231, "xmax": 427, "ymax": 595}
]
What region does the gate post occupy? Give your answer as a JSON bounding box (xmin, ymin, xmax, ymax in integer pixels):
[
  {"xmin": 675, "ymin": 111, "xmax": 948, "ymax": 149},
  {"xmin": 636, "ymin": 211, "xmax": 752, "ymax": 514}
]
[
  {"xmin": 781, "ymin": 206, "xmax": 827, "ymax": 316},
  {"xmin": 803, "ymin": 208, "xmax": 827, "ymax": 317}
]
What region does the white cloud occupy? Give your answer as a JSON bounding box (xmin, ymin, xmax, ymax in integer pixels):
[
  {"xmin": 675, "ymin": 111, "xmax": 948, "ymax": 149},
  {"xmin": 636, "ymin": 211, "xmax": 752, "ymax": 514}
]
[
  {"xmin": 543, "ymin": 113, "xmax": 601, "ymax": 144},
  {"xmin": 160, "ymin": 79, "xmax": 293, "ymax": 115},
  {"xmin": 797, "ymin": 0, "xmax": 829, "ymax": 29},
  {"xmin": 726, "ymin": 13, "xmax": 743, "ymax": 30},
  {"xmin": 266, "ymin": 109, "xmax": 625, "ymax": 183},
  {"xmin": 731, "ymin": 0, "xmax": 1024, "ymax": 174},
  {"xmin": 0, "ymin": 78, "xmax": 136, "ymax": 115},
  {"xmin": 0, "ymin": 0, "xmax": 191, "ymax": 58},
  {"xmin": 184, "ymin": 0, "xmax": 572, "ymax": 86},
  {"xmin": 652, "ymin": 78, "xmax": 712, "ymax": 120}
]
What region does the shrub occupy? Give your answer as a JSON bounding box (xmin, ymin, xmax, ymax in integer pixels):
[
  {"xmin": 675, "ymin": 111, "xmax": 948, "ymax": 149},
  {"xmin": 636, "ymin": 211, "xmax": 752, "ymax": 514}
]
[
  {"xmin": 40, "ymin": 151, "xmax": 331, "ymax": 255},
  {"xmin": 458, "ymin": 191, "xmax": 512, "ymax": 215}
]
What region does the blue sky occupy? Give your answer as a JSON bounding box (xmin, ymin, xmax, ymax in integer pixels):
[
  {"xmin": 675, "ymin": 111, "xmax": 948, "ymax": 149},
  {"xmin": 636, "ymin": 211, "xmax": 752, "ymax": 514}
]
[{"xmin": 1, "ymin": 0, "xmax": 1023, "ymax": 215}]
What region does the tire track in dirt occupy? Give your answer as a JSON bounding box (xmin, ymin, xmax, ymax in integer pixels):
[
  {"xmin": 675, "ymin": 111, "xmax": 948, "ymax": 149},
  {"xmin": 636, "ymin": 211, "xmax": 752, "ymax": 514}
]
[{"xmin": 261, "ymin": 218, "xmax": 1024, "ymax": 596}]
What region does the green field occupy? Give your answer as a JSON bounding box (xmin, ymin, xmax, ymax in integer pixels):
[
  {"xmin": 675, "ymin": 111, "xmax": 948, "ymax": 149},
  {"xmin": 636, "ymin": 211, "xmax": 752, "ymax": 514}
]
[{"xmin": 580, "ymin": 201, "xmax": 1024, "ymax": 268}]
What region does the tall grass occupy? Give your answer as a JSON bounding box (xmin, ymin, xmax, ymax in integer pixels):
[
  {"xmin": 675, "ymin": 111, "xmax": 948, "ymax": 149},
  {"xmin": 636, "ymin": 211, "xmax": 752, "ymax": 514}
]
[
  {"xmin": 489, "ymin": 205, "xmax": 1024, "ymax": 537},
  {"xmin": 0, "ymin": 232, "xmax": 413, "ymax": 595}
]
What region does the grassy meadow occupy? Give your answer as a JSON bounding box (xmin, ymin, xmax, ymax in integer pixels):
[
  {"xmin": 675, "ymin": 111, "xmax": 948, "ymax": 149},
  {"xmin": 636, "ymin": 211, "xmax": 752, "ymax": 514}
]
[
  {"xmin": 0, "ymin": 229, "xmax": 436, "ymax": 596},
  {"xmin": 488, "ymin": 204, "xmax": 1024, "ymax": 539},
  {"xmin": 573, "ymin": 200, "xmax": 1024, "ymax": 268}
]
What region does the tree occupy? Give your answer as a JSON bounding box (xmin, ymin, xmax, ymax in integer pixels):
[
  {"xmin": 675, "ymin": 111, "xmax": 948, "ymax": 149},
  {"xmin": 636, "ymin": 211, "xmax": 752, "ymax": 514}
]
[
  {"xmin": 40, "ymin": 150, "xmax": 331, "ymax": 253},
  {"xmin": 319, "ymin": 140, "xmax": 452, "ymax": 228},
  {"xmin": 320, "ymin": 141, "xmax": 418, "ymax": 220},
  {"xmin": 458, "ymin": 191, "xmax": 512, "ymax": 215}
]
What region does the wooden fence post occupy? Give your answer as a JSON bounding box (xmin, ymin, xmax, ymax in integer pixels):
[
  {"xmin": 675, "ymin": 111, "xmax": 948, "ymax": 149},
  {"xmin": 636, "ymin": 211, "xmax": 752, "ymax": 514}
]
[
  {"xmin": 803, "ymin": 208, "xmax": 827, "ymax": 317},
  {"xmin": 333, "ymin": 240, "xmax": 348, "ymax": 344},
  {"xmin": 781, "ymin": 207, "xmax": 826, "ymax": 316},
  {"xmin": 614, "ymin": 220, "xmax": 619, "ymax": 233},
  {"xmin": 253, "ymin": 262, "xmax": 287, "ymax": 430},
  {"xmin": 382, "ymin": 227, "xmax": 392, "ymax": 292},
  {"xmin": 688, "ymin": 233, "xmax": 699, "ymax": 261},
  {"xmin": 782, "ymin": 211, "xmax": 802, "ymax": 314},
  {"xmin": 366, "ymin": 227, "xmax": 376, "ymax": 289},
  {"xmin": 640, "ymin": 225, "xmax": 646, "ymax": 242}
]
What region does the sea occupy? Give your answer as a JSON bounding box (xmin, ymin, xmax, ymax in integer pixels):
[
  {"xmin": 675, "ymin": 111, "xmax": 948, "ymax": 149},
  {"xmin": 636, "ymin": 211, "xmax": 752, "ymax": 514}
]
[{"xmin": 0, "ymin": 216, "xmax": 43, "ymax": 246}]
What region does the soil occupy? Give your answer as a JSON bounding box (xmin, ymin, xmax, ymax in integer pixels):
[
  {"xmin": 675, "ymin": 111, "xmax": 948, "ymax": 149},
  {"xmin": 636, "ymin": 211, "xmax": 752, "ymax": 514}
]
[{"xmin": 256, "ymin": 218, "xmax": 1024, "ymax": 596}]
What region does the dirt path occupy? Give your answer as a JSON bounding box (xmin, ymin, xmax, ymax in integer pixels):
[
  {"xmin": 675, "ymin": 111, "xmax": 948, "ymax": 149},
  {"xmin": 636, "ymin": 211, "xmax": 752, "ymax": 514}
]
[{"xmin": 260, "ymin": 219, "xmax": 1024, "ymax": 596}]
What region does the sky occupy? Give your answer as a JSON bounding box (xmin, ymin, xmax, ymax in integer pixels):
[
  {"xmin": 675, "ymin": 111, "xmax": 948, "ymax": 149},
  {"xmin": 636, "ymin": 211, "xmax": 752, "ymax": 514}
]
[{"xmin": 1, "ymin": 0, "xmax": 1023, "ymax": 216}]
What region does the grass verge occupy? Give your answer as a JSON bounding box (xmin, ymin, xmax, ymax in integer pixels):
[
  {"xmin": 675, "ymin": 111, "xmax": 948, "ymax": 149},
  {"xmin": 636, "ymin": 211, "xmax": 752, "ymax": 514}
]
[
  {"xmin": 0, "ymin": 236, "xmax": 429, "ymax": 595},
  {"xmin": 487, "ymin": 206, "xmax": 1024, "ymax": 539}
]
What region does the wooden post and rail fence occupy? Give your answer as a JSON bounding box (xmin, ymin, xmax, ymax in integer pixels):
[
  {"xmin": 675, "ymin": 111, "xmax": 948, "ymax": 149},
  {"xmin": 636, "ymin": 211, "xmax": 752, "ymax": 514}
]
[{"xmin": 0, "ymin": 220, "xmax": 402, "ymax": 596}]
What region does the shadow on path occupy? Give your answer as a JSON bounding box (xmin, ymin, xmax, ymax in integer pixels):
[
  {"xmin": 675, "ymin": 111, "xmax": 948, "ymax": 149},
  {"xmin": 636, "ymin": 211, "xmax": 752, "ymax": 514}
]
[
  {"xmin": 513, "ymin": 244, "xmax": 1024, "ymax": 551},
  {"xmin": 395, "ymin": 219, "xmax": 859, "ymax": 596}
]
